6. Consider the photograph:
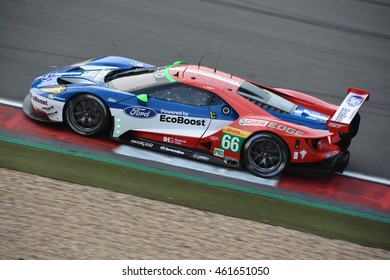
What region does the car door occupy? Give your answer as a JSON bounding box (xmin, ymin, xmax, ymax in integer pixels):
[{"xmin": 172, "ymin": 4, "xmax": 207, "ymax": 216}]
[{"xmin": 130, "ymin": 84, "xmax": 213, "ymax": 150}]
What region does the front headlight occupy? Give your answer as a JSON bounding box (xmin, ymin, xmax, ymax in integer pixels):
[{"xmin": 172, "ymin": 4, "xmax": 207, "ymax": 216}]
[{"xmin": 39, "ymin": 85, "xmax": 66, "ymax": 94}]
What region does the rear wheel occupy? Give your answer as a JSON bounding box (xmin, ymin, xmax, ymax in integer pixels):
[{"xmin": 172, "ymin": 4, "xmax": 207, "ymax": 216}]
[
  {"xmin": 242, "ymin": 133, "xmax": 289, "ymax": 178},
  {"xmin": 65, "ymin": 94, "xmax": 110, "ymax": 136}
]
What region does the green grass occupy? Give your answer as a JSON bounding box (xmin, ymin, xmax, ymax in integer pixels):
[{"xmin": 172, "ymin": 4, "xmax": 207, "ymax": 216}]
[{"xmin": 1, "ymin": 140, "xmax": 389, "ymax": 250}]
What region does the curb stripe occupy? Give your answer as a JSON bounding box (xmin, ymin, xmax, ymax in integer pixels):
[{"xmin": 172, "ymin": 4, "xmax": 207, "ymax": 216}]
[{"xmin": 1, "ymin": 135, "xmax": 389, "ymax": 223}]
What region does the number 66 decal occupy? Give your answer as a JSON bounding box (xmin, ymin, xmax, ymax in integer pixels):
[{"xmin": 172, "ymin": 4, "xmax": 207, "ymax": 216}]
[{"xmin": 221, "ymin": 134, "xmax": 243, "ymax": 153}]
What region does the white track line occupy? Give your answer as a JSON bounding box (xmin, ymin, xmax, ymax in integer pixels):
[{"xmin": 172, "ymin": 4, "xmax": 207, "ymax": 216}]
[
  {"xmin": 114, "ymin": 145, "xmax": 278, "ymax": 187},
  {"xmin": 338, "ymin": 171, "xmax": 390, "ymax": 186},
  {"xmin": 0, "ymin": 98, "xmax": 23, "ymax": 108},
  {"xmin": 1, "ymin": 98, "xmax": 389, "ymax": 186}
]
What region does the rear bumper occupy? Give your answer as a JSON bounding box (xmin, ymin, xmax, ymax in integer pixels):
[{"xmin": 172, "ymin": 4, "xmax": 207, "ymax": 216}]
[
  {"xmin": 288, "ymin": 150, "xmax": 350, "ymax": 177},
  {"xmin": 23, "ymin": 93, "xmax": 57, "ymax": 122}
]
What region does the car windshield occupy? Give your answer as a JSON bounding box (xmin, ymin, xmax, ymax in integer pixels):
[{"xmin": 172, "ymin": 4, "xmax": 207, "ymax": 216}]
[
  {"xmin": 107, "ymin": 67, "xmax": 173, "ymax": 92},
  {"xmin": 237, "ymin": 81, "xmax": 297, "ymax": 113}
]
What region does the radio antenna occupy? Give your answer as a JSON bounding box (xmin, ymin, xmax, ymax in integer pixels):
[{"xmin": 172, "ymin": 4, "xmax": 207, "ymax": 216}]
[
  {"xmin": 214, "ymin": 43, "xmax": 225, "ymax": 74},
  {"xmin": 198, "ymin": 52, "xmax": 213, "ymax": 70}
]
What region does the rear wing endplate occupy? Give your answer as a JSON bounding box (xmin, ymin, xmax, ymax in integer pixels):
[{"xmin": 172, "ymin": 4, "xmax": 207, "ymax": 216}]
[{"xmin": 326, "ymin": 88, "xmax": 370, "ymax": 133}]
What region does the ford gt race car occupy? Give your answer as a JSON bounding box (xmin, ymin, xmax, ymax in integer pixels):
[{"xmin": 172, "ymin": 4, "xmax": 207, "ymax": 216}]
[{"xmin": 23, "ymin": 56, "xmax": 370, "ymax": 178}]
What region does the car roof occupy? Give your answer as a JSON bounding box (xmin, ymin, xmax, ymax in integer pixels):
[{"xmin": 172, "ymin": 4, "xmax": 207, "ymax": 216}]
[{"xmin": 167, "ymin": 63, "xmax": 245, "ymax": 96}]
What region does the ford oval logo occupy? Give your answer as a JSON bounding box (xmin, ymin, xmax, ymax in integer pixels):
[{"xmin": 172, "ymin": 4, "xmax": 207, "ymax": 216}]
[
  {"xmin": 123, "ymin": 106, "xmax": 157, "ymax": 119},
  {"xmin": 347, "ymin": 95, "xmax": 364, "ymax": 107}
]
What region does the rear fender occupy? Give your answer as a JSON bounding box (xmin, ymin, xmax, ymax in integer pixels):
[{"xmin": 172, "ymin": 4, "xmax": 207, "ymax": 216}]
[{"xmin": 273, "ymin": 88, "xmax": 338, "ymax": 116}]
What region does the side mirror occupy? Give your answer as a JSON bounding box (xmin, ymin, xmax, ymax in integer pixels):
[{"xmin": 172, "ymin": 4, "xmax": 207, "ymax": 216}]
[{"xmin": 137, "ymin": 93, "xmax": 148, "ymax": 103}]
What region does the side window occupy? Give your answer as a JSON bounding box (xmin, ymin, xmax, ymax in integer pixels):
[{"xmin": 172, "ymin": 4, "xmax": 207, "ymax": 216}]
[
  {"xmin": 148, "ymin": 85, "xmax": 213, "ymax": 106},
  {"xmin": 208, "ymin": 94, "xmax": 223, "ymax": 106}
]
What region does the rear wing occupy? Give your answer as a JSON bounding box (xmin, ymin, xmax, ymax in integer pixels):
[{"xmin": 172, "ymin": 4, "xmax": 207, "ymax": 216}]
[{"xmin": 326, "ymin": 88, "xmax": 370, "ymax": 133}]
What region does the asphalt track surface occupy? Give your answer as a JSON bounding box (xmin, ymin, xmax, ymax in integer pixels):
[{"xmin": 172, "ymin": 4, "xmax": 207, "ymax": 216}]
[{"xmin": 1, "ymin": 0, "xmax": 389, "ymax": 179}]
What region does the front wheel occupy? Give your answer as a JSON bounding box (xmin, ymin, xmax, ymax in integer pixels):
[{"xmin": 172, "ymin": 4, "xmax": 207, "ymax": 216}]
[
  {"xmin": 65, "ymin": 94, "xmax": 110, "ymax": 136},
  {"xmin": 242, "ymin": 133, "xmax": 289, "ymax": 178}
]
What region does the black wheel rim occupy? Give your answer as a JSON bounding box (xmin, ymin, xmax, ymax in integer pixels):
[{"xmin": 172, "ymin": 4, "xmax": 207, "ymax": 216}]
[
  {"xmin": 248, "ymin": 139, "xmax": 282, "ymax": 173},
  {"xmin": 69, "ymin": 99, "xmax": 103, "ymax": 132}
]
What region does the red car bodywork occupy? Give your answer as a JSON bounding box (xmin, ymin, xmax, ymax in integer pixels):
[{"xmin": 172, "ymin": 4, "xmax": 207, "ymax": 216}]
[{"xmin": 164, "ymin": 63, "xmax": 368, "ymax": 170}]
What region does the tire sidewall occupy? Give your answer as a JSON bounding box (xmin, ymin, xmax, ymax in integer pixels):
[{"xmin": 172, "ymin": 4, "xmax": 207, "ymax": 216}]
[
  {"xmin": 65, "ymin": 94, "xmax": 110, "ymax": 136},
  {"xmin": 242, "ymin": 133, "xmax": 289, "ymax": 178}
]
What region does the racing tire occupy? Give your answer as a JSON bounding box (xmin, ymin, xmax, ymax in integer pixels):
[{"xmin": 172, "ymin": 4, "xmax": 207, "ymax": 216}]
[
  {"xmin": 242, "ymin": 133, "xmax": 289, "ymax": 178},
  {"xmin": 65, "ymin": 94, "xmax": 110, "ymax": 136}
]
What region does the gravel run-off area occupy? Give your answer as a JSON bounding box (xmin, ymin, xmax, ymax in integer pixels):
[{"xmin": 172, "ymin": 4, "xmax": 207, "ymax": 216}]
[{"xmin": 1, "ymin": 168, "xmax": 389, "ymax": 259}]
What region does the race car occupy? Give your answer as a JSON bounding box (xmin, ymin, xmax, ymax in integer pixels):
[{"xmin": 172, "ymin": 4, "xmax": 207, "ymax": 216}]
[{"xmin": 23, "ymin": 56, "xmax": 369, "ymax": 178}]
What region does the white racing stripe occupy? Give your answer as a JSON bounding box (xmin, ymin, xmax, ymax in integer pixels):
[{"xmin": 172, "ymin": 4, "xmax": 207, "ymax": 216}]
[{"xmin": 1, "ymin": 98, "xmax": 389, "ymax": 187}]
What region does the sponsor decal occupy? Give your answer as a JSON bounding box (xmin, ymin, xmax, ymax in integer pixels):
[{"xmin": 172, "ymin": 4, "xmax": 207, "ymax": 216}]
[
  {"xmin": 108, "ymin": 97, "xmax": 117, "ymax": 103},
  {"xmin": 239, "ymin": 118, "xmax": 268, "ymax": 127},
  {"xmin": 153, "ymin": 69, "xmax": 165, "ymax": 78},
  {"xmin": 331, "ymin": 92, "xmax": 368, "ymax": 124},
  {"xmin": 294, "ymin": 150, "xmax": 308, "ymax": 160},
  {"xmin": 327, "ymin": 121, "xmax": 348, "ymax": 129},
  {"xmin": 299, "ymin": 149, "xmax": 307, "ymax": 159},
  {"xmin": 124, "ymin": 106, "xmax": 157, "ymax": 119},
  {"xmin": 214, "ymin": 148, "xmax": 224, "ymax": 158},
  {"xmin": 222, "ymin": 126, "xmax": 251, "ymax": 138},
  {"xmin": 203, "ymin": 85, "xmax": 215, "ymax": 91},
  {"xmin": 160, "ymin": 115, "xmax": 206, "ymax": 126},
  {"xmin": 347, "ymin": 95, "xmax": 364, "ymax": 107},
  {"xmin": 333, "ymin": 108, "xmax": 352, "ymax": 122},
  {"xmin": 267, "ymin": 122, "xmax": 304, "ymax": 136},
  {"xmin": 221, "ymin": 133, "xmax": 244, "ymax": 153},
  {"xmin": 222, "ymin": 106, "xmax": 231, "ymax": 115},
  {"xmin": 48, "ymin": 94, "xmax": 54, "ymax": 99},
  {"xmin": 41, "ymin": 72, "xmax": 57, "ymax": 81},
  {"xmin": 160, "ymin": 146, "xmax": 184, "ymax": 155},
  {"xmin": 160, "ymin": 109, "xmax": 189, "ymax": 116},
  {"xmin": 32, "ymin": 95, "xmax": 48, "ymax": 106},
  {"xmin": 192, "ymin": 154, "xmax": 210, "ymax": 161},
  {"xmin": 210, "ymin": 136, "xmax": 219, "ymax": 141},
  {"xmin": 130, "ymin": 139, "xmax": 153, "ymax": 148},
  {"xmin": 163, "ymin": 136, "xmax": 187, "ymax": 145}
]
